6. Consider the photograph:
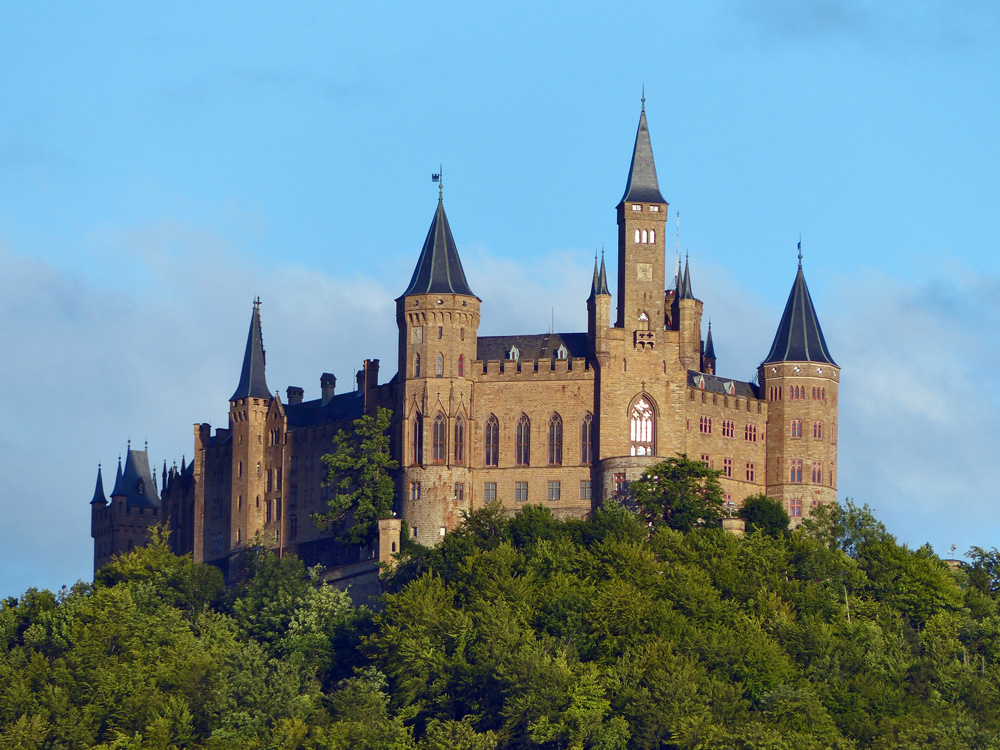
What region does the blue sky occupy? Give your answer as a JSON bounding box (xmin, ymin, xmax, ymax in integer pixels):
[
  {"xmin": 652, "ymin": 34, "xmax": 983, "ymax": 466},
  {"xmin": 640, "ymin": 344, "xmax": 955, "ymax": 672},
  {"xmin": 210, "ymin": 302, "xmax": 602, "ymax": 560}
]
[{"xmin": 2, "ymin": 2, "xmax": 1000, "ymax": 596}]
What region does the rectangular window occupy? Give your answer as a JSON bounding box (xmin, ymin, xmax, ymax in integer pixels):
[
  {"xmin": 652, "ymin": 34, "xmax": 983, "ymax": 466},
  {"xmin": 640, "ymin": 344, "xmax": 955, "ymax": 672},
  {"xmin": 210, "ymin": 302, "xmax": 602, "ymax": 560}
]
[
  {"xmin": 813, "ymin": 421, "xmax": 823, "ymax": 439},
  {"xmin": 547, "ymin": 481, "xmax": 561, "ymax": 501},
  {"xmin": 791, "ymin": 419, "xmax": 802, "ymax": 438},
  {"xmin": 211, "ymin": 533, "xmax": 224, "ymax": 553},
  {"xmin": 722, "ymin": 419, "xmax": 735, "ymax": 438},
  {"xmin": 454, "ymin": 482, "xmax": 464, "ymax": 502},
  {"xmin": 631, "ymin": 204, "xmax": 642, "ymax": 211},
  {"xmin": 411, "ymin": 482, "xmax": 421, "ymax": 501},
  {"xmin": 290, "ymin": 485, "xmax": 298, "ymax": 506},
  {"xmin": 580, "ymin": 480, "xmax": 592, "ymax": 500},
  {"xmin": 515, "ymin": 482, "xmax": 528, "ymax": 502},
  {"xmin": 267, "ymin": 469, "xmax": 273, "ymax": 492},
  {"xmin": 438, "ymin": 326, "xmax": 443, "ymax": 339},
  {"xmin": 266, "ymin": 499, "xmax": 273, "ymax": 523},
  {"xmin": 290, "ymin": 514, "xmax": 298, "ymax": 539},
  {"xmin": 649, "ymin": 205, "xmax": 659, "ymax": 212},
  {"xmin": 746, "ymin": 462, "xmax": 755, "ymax": 482},
  {"xmin": 790, "ymin": 459, "xmax": 802, "ymax": 483},
  {"xmin": 723, "ymin": 458, "xmax": 733, "ymax": 477},
  {"xmin": 211, "ymin": 498, "xmax": 223, "ymax": 519},
  {"xmin": 484, "ymin": 482, "xmax": 497, "ymax": 502},
  {"xmin": 614, "ymin": 472, "xmax": 626, "ymax": 495},
  {"xmin": 700, "ymin": 454, "xmax": 710, "ymax": 466},
  {"xmin": 699, "ymin": 416, "xmax": 712, "ymax": 434},
  {"xmin": 789, "ymin": 498, "xmax": 802, "ymax": 518}
]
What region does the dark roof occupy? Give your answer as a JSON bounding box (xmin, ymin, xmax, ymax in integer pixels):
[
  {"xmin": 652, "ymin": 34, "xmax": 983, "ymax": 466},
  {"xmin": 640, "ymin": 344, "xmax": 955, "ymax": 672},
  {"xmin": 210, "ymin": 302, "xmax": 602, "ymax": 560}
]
[
  {"xmin": 90, "ymin": 465, "xmax": 107, "ymax": 505},
  {"xmin": 399, "ymin": 198, "xmax": 477, "ymax": 299},
  {"xmin": 477, "ymin": 332, "xmax": 588, "ymax": 362},
  {"xmin": 762, "ymin": 265, "xmax": 837, "ymax": 365},
  {"xmin": 231, "ymin": 300, "xmax": 271, "ymax": 401},
  {"xmin": 588, "ymin": 257, "xmax": 600, "ymax": 300},
  {"xmin": 598, "ymin": 253, "xmax": 610, "ymax": 295},
  {"xmin": 110, "ymin": 449, "xmax": 161, "ymax": 510},
  {"xmin": 678, "ymin": 257, "xmax": 694, "ymax": 300},
  {"xmin": 619, "ymin": 106, "xmax": 666, "ymax": 206},
  {"xmin": 285, "ymin": 390, "xmax": 365, "ymax": 429},
  {"xmin": 111, "ymin": 458, "xmax": 125, "ymax": 496},
  {"xmin": 687, "ymin": 371, "xmax": 759, "ymax": 399},
  {"xmin": 704, "ymin": 324, "xmax": 716, "ymax": 360}
]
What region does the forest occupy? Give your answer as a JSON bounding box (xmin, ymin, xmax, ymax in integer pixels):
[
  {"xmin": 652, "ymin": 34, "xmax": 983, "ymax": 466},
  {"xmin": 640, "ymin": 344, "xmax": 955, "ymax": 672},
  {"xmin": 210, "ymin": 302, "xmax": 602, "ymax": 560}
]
[{"xmin": 3, "ymin": 497, "xmax": 1000, "ymax": 749}]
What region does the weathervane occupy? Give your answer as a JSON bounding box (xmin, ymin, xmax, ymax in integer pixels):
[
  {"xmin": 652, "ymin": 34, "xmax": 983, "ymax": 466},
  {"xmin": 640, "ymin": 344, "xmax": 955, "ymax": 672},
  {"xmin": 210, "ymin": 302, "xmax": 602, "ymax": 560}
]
[{"xmin": 431, "ymin": 165, "xmax": 443, "ymax": 200}]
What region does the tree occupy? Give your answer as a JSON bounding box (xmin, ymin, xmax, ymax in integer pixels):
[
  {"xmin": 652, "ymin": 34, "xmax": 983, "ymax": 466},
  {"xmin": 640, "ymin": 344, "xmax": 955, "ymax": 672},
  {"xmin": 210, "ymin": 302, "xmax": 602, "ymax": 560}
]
[
  {"xmin": 315, "ymin": 406, "xmax": 399, "ymax": 545},
  {"xmin": 738, "ymin": 494, "xmax": 790, "ymax": 538},
  {"xmin": 628, "ymin": 455, "xmax": 724, "ymax": 532}
]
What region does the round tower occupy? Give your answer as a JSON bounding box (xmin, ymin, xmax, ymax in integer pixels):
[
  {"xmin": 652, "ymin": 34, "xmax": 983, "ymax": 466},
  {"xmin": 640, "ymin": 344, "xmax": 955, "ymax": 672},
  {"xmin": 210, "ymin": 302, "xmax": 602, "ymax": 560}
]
[
  {"xmin": 395, "ymin": 190, "xmax": 480, "ymax": 545},
  {"xmin": 759, "ymin": 253, "xmax": 839, "ymax": 523}
]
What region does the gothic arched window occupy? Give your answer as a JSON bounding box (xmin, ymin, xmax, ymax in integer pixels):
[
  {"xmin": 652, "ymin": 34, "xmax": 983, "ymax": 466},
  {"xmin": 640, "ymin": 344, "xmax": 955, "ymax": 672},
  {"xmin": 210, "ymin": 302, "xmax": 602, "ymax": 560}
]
[
  {"xmin": 581, "ymin": 413, "xmax": 593, "ymax": 464},
  {"xmin": 630, "ymin": 398, "xmax": 654, "ymax": 456},
  {"xmin": 436, "ymin": 353, "xmax": 444, "ymax": 377},
  {"xmin": 649, "ymin": 229, "xmax": 655, "ymax": 244},
  {"xmin": 411, "ymin": 413, "xmax": 423, "ymax": 465},
  {"xmin": 485, "ymin": 414, "xmax": 499, "ymax": 466},
  {"xmin": 516, "ymin": 414, "xmax": 531, "ymax": 466},
  {"xmin": 432, "ymin": 414, "xmax": 446, "ymax": 463},
  {"xmin": 454, "ymin": 415, "xmax": 465, "ymax": 464},
  {"xmin": 458, "ymin": 354, "xmax": 464, "ymax": 377},
  {"xmin": 548, "ymin": 413, "xmax": 563, "ymax": 466}
]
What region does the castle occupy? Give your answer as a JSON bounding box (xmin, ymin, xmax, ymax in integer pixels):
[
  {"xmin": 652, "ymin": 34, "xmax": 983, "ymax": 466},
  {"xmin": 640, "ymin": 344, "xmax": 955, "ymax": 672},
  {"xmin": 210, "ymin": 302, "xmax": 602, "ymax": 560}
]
[{"xmin": 90, "ymin": 103, "xmax": 839, "ymax": 577}]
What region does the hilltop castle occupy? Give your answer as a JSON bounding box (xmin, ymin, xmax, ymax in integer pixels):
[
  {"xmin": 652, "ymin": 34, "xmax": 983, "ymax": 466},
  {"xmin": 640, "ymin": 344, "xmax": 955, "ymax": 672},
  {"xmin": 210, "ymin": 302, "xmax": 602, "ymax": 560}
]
[{"xmin": 90, "ymin": 104, "xmax": 839, "ymax": 577}]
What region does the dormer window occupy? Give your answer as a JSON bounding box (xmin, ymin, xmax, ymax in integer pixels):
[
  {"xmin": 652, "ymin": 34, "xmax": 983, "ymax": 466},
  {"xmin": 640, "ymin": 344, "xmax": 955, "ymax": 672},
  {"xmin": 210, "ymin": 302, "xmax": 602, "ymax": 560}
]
[
  {"xmin": 555, "ymin": 344, "xmax": 568, "ymax": 360},
  {"xmin": 137, "ymin": 479, "xmax": 145, "ymax": 496},
  {"xmin": 507, "ymin": 346, "xmax": 520, "ymax": 361}
]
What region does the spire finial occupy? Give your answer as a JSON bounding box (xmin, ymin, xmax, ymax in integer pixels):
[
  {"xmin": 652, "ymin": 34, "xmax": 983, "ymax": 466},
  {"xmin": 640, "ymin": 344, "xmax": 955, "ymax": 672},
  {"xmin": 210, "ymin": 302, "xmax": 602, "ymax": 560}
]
[
  {"xmin": 253, "ymin": 296, "xmax": 260, "ymax": 311},
  {"xmin": 641, "ymin": 85, "xmax": 645, "ymax": 111},
  {"xmin": 144, "ymin": 440, "xmax": 148, "ymax": 452},
  {"xmin": 797, "ymin": 235, "xmax": 803, "ymax": 268},
  {"xmin": 432, "ymin": 166, "xmax": 443, "ymax": 202},
  {"xmin": 127, "ymin": 438, "xmax": 131, "ymax": 451}
]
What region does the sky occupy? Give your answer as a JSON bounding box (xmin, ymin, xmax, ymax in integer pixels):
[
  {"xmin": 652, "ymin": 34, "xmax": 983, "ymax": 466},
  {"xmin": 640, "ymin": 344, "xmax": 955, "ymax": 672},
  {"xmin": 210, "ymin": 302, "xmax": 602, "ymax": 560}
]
[{"xmin": 2, "ymin": 1, "xmax": 1000, "ymax": 597}]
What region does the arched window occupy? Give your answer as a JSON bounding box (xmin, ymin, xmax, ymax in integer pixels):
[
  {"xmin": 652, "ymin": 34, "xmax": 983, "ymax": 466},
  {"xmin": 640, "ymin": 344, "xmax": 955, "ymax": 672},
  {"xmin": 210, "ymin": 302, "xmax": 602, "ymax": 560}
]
[
  {"xmin": 634, "ymin": 229, "xmax": 640, "ymax": 243},
  {"xmin": 485, "ymin": 415, "xmax": 499, "ymax": 466},
  {"xmin": 436, "ymin": 353, "xmax": 443, "ymax": 377},
  {"xmin": 638, "ymin": 311, "xmax": 649, "ymax": 331},
  {"xmin": 458, "ymin": 354, "xmax": 464, "ymax": 377},
  {"xmin": 555, "ymin": 344, "xmax": 568, "ymax": 360},
  {"xmin": 813, "ymin": 421, "xmax": 823, "ymax": 439},
  {"xmin": 414, "ymin": 353, "xmax": 421, "ymax": 378},
  {"xmin": 649, "ymin": 229, "xmax": 655, "ymax": 243},
  {"xmin": 454, "ymin": 415, "xmax": 465, "ymax": 464},
  {"xmin": 791, "ymin": 419, "xmax": 802, "ymax": 438},
  {"xmin": 411, "ymin": 413, "xmax": 423, "ymax": 465},
  {"xmin": 432, "ymin": 414, "xmax": 446, "ymax": 463},
  {"xmin": 507, "ymin": 346, "xmax": 520, "ymax": 361},
  {"xmin": 548, "ymin": 413, "xmax": 563, "ymax": 465},
  {"xmin": 581, "ymin": 414, "xmax": 593, "ymax": 464},
  {"xmin": 516, "ymin": 414, "xmax": 531, "ymax": 466},
  {"xmin": 642, "ymin": 229, "xmax": 648, "ymax": 243},
  {"xmin": 630, "ymin": 397, "xmax": 654, "ymax": 456}
]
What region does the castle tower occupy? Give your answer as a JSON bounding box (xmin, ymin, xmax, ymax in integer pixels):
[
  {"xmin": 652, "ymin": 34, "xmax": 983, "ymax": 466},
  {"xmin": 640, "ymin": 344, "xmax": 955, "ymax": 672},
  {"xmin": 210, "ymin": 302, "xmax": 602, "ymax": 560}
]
[
  {"xmin": 616, "ymin": 101, "xmax": 669, "ymax": 332},
  {"xmin": 91, "ymin": 447, "xmax": 161, "ymax": 572},
  {"xmin": 228, "ymin": 298, "xmax": 271, "ymax": 554},
  {"xmin": 702, "ymin": 322, "xmax": 716, "ymax": 375},
  {"xmin": 587, "ymin": 252, "xmax": 612, "ymax": 356},
  {"xmin": 396, "ymin": 191, "xmax": 480, "ymax": 544},
  {"xmin": 674, "ymin": 255, "xmax": 704, "ymax": 370},
  {"xmin": 89, "ymin": 464, "xmax": 109, "ymax": 573},
  {"xmin": 758, "ymin": 252, "xmax": 839, "ymax": 522}
]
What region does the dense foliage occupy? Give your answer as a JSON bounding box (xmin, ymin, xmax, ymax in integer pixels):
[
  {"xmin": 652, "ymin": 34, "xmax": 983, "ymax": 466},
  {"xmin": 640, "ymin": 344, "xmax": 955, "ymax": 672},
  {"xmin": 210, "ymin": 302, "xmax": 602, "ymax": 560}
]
[{"xmin": 5, "ymin": 502, "xmax": 1000, "ymax": 749}]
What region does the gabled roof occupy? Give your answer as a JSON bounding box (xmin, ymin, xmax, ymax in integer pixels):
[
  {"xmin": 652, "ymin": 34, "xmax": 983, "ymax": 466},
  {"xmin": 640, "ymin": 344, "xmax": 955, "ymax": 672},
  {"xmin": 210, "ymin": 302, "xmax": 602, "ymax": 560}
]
[
  {"xmin": 477, "ymin": 332, "xmax": 588, "ymax": 362},
  {"xmin": 230, "ymin": 300, "xmax": 271, "ymax": 401},
  {"xmin": 619, "ymin": 106, "xmax": 666, "ymax": 206},
  {"xmin": 110, "ymin": 449, "xmax": 161, "ymax": 510},
  {"xmin": 399, "ymin": 198, "xmax": 477, "ymax": 299},
  {"xmin": 762, "ymin": 265, "xmax": 837, "ymax": 365},
  {"xmin": 687, "ymin": 370, "xmax": 759, "ymax": 399},
  {"xmin": 90, "ymin": 465, "xmax": 107, "ymax": 505}
]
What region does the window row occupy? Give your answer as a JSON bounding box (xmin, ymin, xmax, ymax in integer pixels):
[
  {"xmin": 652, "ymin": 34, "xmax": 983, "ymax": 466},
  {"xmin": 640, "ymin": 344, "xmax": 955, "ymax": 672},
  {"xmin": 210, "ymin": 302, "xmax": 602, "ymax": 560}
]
[
  {"xmin": 789, "ymin": 420, "xmax": 824, "ymax": 439},
  {"xmin": 485, "ymin": 413, "xmax": 594, "ymax": 467},
  {"xmin": 767, "ymin": 385, "xmax": 828, "ymax": 401},
  {"xmin": 695, "ymin": 416, "xmax": 759, "ymax": 442},
  {"xmin": 788, "ymin": 459, "xmax": 834, "ymax": 485},
  {"xmin": 633, "ymin": 228, "xmax": 657, "ymax": 244},
  {"xmin": 408, "ymin": 480, "xmax": 593, "ymax": 504},
  {"xmin": 414, "ymin": 353, "xmax": 466, "ymax": 378}
]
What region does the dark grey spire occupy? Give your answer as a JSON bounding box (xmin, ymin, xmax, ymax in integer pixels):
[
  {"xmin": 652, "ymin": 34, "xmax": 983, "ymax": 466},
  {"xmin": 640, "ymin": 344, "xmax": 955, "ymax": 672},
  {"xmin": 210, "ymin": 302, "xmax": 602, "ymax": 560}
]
[
  {"xmin": 90, "ymin": 464, "xmax": 107, "ymax": 505},
  {"xmin": 399, "ymin": 198, "xmax": 477, "ymax": 299},
  {"xmin": 230, "ymin": 298, "xmax": 270, "ymax": 401},
  {"xmin": 704, "ymin": 323, "xmax": 716, "ymax": 360},
  {"xmin": 117, "ymin": 449, "xmax": 161, "ymax": 510},
  {"xmin": 678, "ymin": 255, "xmax": 694, "ymax": 300},
  {"xmin": 597, "ymin": 251, "xmax": 610, "ymax": 295},
  {"xmin": 619, "ymin": 105, "xmax": 666, "ymax": 206},
  {"xmin": 111, "ymin": 456, "xmax": 125, "ymax": 496},
  {"xmin": 762, "ymin": 263, "xmax": 837, "ymax": 365},
  {"xmin": 588, "ymin": 255, "xmax": 600, "ymax": 300}
]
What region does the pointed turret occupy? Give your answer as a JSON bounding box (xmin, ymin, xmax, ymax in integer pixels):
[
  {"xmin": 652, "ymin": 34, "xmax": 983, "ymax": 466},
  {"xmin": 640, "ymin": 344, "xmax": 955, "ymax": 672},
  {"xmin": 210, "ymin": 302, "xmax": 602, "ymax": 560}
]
[
  {"xmin": 597, "ymin": 252, "xmax": 610, "ymax": 295},
  {"xmin": 111, "ymin": 457, "xmax": 125, "ymax": 497},
  {"xmin": 762, "ymin": 262, "xmax": 837, "ymax": 365},
  {"xmin": 399, "ymin": 198, "xmax": 477, "ymax": 299},
  {"xmin": 703, "ymin": 322, "xmax": 716, "ymax": 375},
  {"xmin": 90, "ymin": 465, "xmax": 107, "ymax": 505},
  {"xmin": 588, "ymin": 255, "xmax": 601, "ymax": 301},
  {"xmin": 678, "ymin": 256, "xmax": 694, "ymax": 300},
  {"xmin": 618, "ymin": 102, "xmax": 666, "ymax": 206},
  {"xmin": 231, "ymin": 298, "xmax": 270, "ymax": 401}
]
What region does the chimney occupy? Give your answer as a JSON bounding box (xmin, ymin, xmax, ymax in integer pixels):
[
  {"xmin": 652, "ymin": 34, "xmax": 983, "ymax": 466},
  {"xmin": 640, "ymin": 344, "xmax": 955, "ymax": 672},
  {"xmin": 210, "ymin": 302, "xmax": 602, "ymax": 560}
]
[
  {"xmin": 320, "ymin": 373, "xmax": 336, "ymax": 405},
  {"xmin": 286, "ymin": 386, "xmax": 304, "ymax": 405},
  {"xmin": 364, "ymin": 359, "xmax": 380, "ymax": 392}
]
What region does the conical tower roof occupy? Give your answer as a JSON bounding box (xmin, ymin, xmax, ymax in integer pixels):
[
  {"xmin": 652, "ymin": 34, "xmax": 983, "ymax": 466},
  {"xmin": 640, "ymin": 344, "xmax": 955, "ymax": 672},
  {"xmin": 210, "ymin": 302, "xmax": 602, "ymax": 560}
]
[
  {"xmin": 678, "ymin": 256, "xmax": 694, "ymax": 300},
  {"xmin": 597, "ymin": 252, "xmax": 610, "ymax": 295},
  {"xmin": 90, "ymin": 465, "xmax": 107, "ymax": 505},
  {"xmin": 230, "ymin": 299, "xmax": 270, "ymax": 401},
  {"xmin": 704, "ymin": 323, "xmax": 716, "ymax": 360},
  {"xmin": 399, "ymin": 198, "xmax": 477, "ymax": 299},
  {"xmin": 763, "ymin": 263, "xmax": 837, "ymax": 365},
  {"xmin": 588, "ymin": 255, "xmax": 601, "ymax": 301},
  {"xmin": 111, "ymin": 457, "xmax": 125, "ymax": 496},
  {"xmin": 619, "ymin": 104, "xmax": 666, "ymax": 206}
]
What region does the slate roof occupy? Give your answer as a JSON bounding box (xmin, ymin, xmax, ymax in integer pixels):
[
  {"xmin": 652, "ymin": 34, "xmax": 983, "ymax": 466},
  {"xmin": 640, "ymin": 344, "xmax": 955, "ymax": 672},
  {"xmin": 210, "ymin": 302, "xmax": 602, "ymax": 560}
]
[
  {"xmin": 110, "ymin": 449, "xmax": 161, "ymax": 510},
  {"xmin": 687, "ymin": 371, "xmax": 759, "ymax": 399},
  {"xmin": 619, "ymin": 106, "xmax": 666, "ymax": 206},
  {"xmin": 230, "ymin": 301, "xmax": 271, "ymax": 401},
  {"xmin": 285, "ymin": 391, "xmax": 365, "ymax": 429},
  {"xmin": 477, "ymin": 333, "xmax": 589, "ymax": 362},
  {"xmin": 762, "ymin": 265, "xmax": 837, "ymax": 365},
  {"xmin": 399, "ymin": 198, "xmax": 477, "ymax": 299},
  {"xmin": 704, "ymin": 325, "xmax": 716, "ymax": 361},
  {"xmin": 90, "ymin": 465, "xmax": 107, "ymax": 505},
  {"xmin": 678, "ymin": 257, "xmax": 694, "ymax": 300}
]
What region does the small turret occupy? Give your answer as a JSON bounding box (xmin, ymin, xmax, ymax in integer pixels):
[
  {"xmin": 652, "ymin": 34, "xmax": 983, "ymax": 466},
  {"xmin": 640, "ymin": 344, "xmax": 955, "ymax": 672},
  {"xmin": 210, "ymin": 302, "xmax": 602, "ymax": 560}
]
[
  {"xmin": 702, "ymin": 322, "xmax": 716, "ymax": 375},
  {"xmin": 90, "ymin": 464, "xmax": 107, "ymax": 506},
  {"xmin": 675, "ymin": 255, "xmax": 703, "ymax": 371}
]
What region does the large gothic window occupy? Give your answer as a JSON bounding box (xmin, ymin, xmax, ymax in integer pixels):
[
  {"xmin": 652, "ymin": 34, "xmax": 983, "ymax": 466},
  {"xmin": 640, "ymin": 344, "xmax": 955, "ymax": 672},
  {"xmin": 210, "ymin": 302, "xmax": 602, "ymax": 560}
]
[
  {"xmin": 516, "ymin": 414, "xmax": 531, "ymax": 466},
  {"xmin": 454, "ymin": 415, "xmax": 465, "ymax": 464},
  {"xmin": 581, "ymin": 413, "xmax": 593, "ymax": 464},
  {"xmin": 630, "ymin": 398, "xmax": 654, "ymax": 456},
  {"xmin": 411, "ymin": 413, "xmax": 423, "ymax": 464},
  {"xmin": 432, "ymin": 414, "xmax": 447, "ymax": 463},
  {"xmin": 484, "ymin": 415, "xmax": 499, "ymax": 466},
  {"xmin": 548, "ymin": 413, "xmax": 563, "ymax": 466}
]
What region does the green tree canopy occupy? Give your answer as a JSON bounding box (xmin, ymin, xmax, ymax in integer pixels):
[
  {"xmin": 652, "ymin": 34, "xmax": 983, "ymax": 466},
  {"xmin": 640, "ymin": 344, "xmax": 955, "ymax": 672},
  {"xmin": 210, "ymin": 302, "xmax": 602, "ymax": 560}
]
[
  {"xmin": 628, "ymin": 454, "xmax": 724, "ymax": 532},
  {"xmin": 738, "ymin": 493, "xmax": 790, "ymax": 538}
]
